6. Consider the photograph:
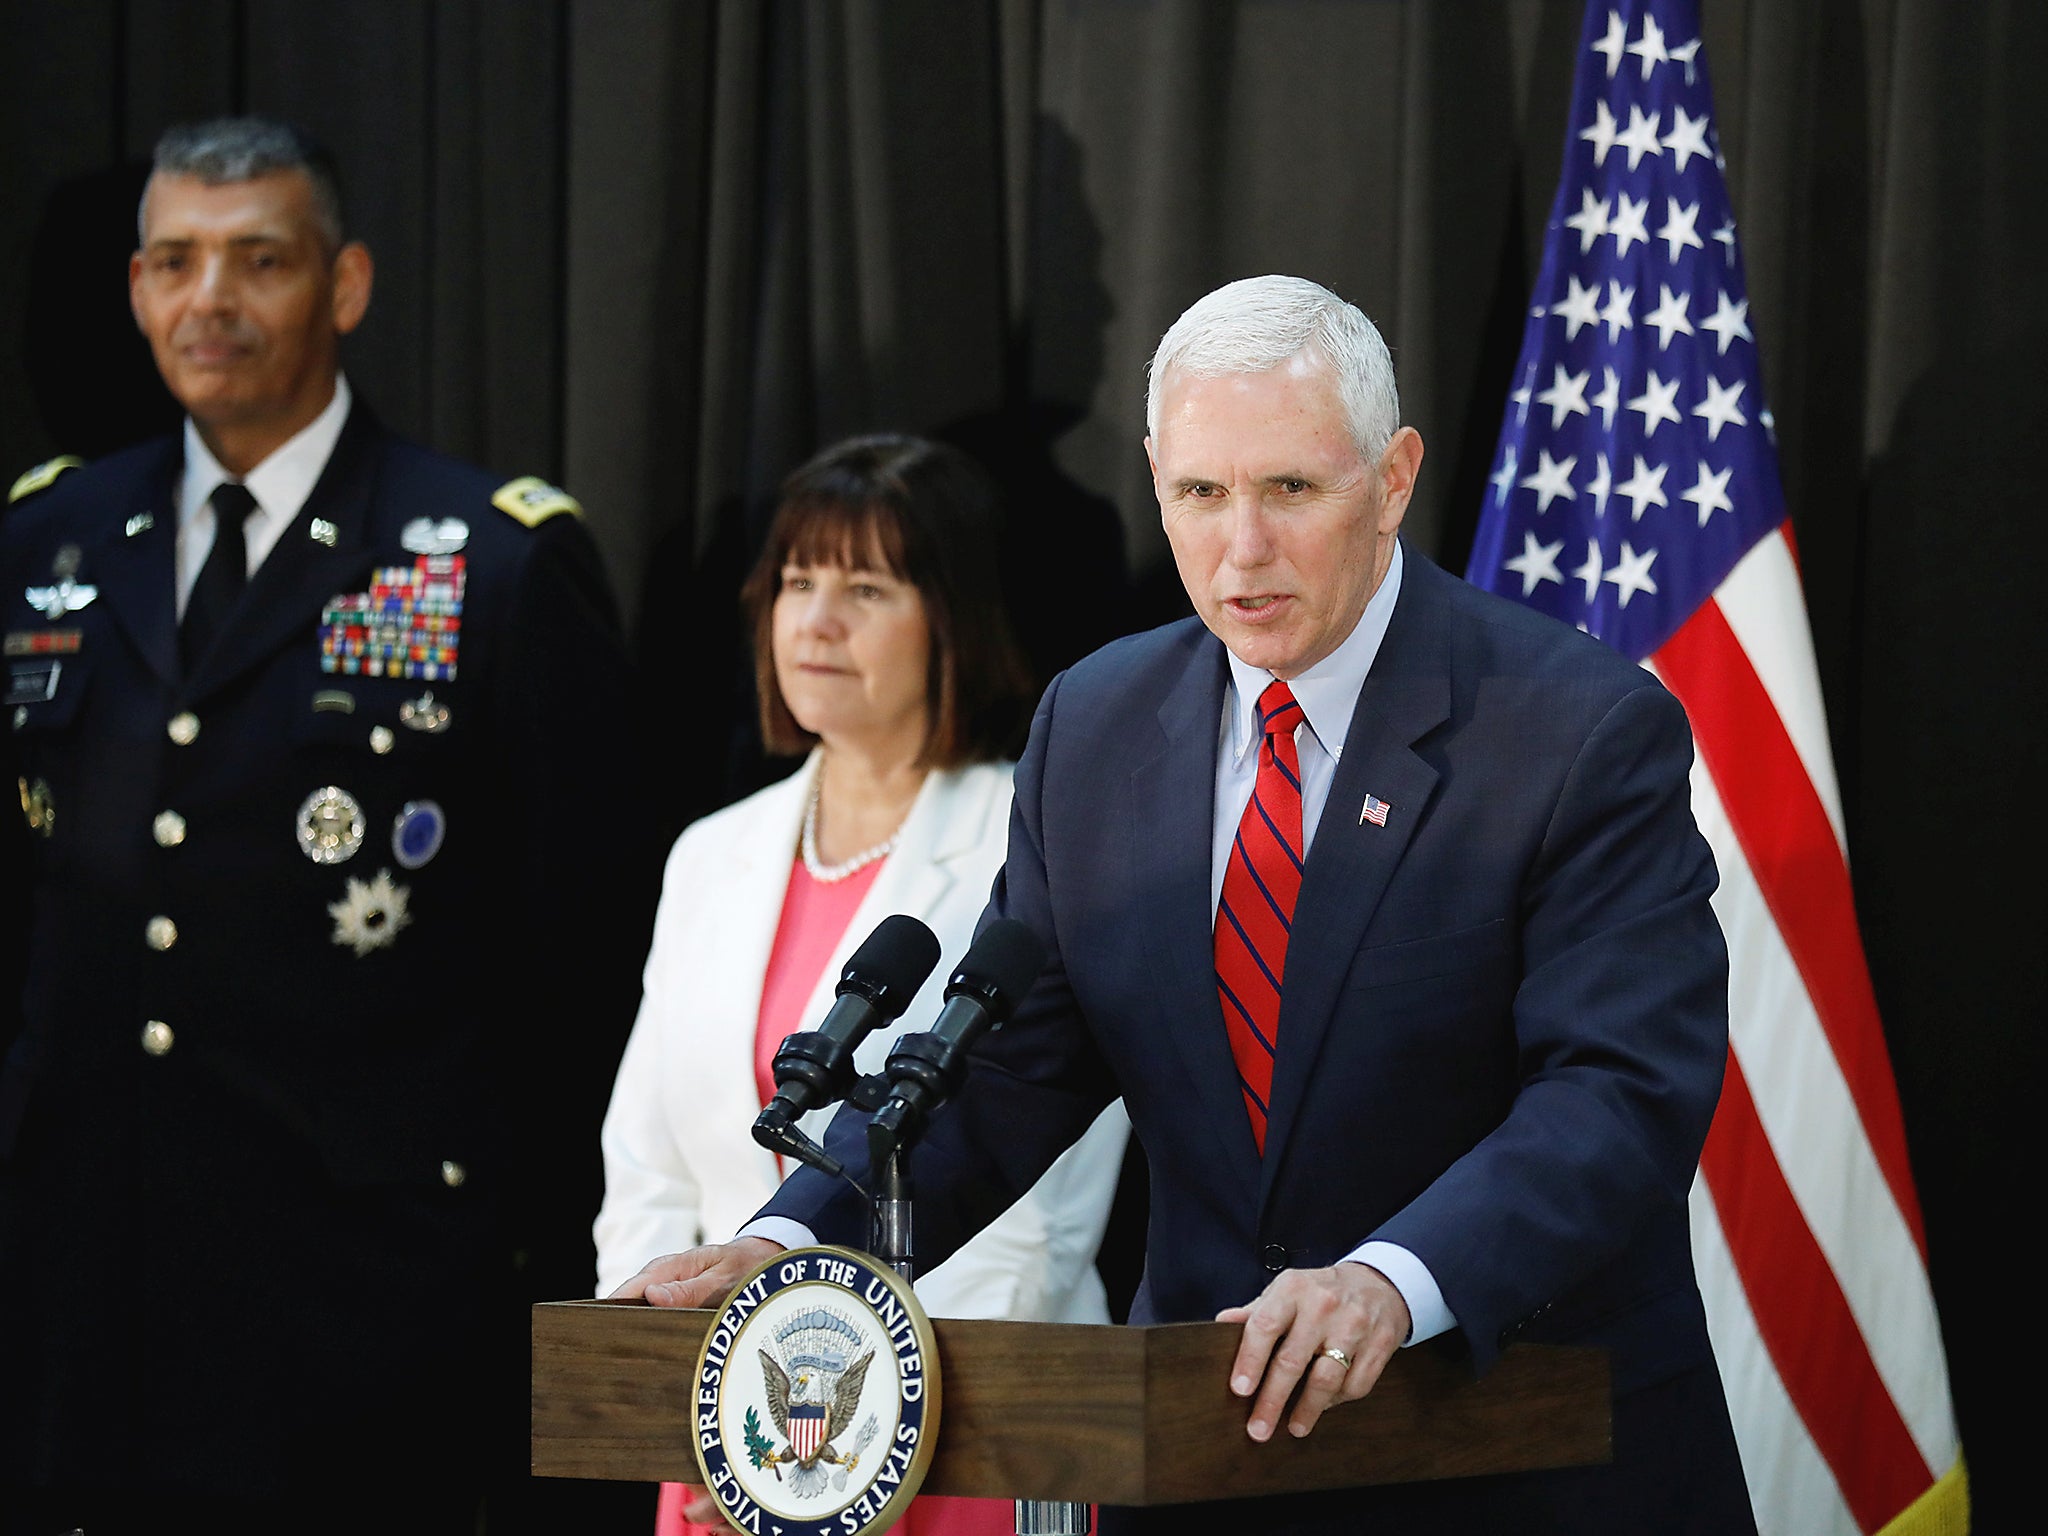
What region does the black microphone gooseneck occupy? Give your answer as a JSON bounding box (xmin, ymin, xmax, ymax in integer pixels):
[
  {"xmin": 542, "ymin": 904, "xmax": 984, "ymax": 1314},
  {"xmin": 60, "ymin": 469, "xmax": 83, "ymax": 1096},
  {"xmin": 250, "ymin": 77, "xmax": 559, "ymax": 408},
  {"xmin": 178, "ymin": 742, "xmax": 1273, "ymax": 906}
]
[{"xmin": 750, "ymin": 913, "xmax": 941, "ymax": 1178}]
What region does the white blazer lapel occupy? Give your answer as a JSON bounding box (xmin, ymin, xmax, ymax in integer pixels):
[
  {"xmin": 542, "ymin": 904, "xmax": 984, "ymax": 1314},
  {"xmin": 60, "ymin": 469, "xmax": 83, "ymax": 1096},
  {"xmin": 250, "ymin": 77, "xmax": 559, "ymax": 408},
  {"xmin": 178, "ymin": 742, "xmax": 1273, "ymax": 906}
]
[{"xmin": 689, "ymin": 755, "xmax": 817, "ymax": 1195}]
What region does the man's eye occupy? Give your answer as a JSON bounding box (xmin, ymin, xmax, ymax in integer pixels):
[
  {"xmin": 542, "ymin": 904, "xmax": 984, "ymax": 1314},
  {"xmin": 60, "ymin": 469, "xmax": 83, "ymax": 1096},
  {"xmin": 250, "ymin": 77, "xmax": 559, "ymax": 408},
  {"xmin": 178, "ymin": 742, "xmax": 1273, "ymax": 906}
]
[{"xmin": 1280, "ymin": 479, "xmax": 1309, "ymax": 494}]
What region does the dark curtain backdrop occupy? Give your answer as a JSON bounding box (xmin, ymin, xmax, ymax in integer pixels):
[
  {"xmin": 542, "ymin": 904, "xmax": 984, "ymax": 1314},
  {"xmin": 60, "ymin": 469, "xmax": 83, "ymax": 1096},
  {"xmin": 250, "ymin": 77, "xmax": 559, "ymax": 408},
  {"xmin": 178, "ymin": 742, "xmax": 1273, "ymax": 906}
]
[{"xmin": 4, "ymin": 1, "xmax": 2041, "ymax": 1528}]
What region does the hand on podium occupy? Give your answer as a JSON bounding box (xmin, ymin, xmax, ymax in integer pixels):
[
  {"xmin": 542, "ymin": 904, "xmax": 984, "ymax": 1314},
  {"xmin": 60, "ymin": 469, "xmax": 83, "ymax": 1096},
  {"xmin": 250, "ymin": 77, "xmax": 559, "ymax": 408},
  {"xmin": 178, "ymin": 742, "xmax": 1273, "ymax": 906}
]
[
  {"xmin": 1216, "ymin": 1260, "xmax": 1412, "ymax": 1445},
  {"xmin": 609, "ymin": 1236, "xmax": 786, "ymax": 1309}
]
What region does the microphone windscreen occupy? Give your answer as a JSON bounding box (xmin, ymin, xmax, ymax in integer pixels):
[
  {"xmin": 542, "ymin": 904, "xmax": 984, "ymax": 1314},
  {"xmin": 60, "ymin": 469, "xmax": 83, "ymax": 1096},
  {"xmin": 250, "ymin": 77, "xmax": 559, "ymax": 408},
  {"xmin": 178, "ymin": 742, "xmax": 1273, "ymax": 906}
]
[
  {"xmin": 952, "ymin": 918, "xmax": 1047, "ymax": 1013},
  {"xmin": 842, "ymin": 913, "xmax": 943, "ymax": 1000}
]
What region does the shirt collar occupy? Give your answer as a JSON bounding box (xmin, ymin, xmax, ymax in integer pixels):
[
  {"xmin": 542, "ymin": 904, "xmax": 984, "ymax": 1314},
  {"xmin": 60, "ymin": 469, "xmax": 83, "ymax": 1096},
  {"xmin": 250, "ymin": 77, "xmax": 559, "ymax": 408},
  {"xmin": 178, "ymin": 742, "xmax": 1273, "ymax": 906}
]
[
  {"xmin": 1224, "ymin": 539, "xmax": 1405, "ymax": 767},
  {"xmin": 179, "ymin": 374, "xmax": 353, "ymax": 526}
]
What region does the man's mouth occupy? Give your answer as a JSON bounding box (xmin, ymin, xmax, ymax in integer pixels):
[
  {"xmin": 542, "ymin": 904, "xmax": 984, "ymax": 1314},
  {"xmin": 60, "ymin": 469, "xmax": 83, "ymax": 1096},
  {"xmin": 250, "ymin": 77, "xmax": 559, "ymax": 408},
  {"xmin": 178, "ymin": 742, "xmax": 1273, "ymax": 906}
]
[{"xmin": 1226, "ymin": 595, "xmax": 1288, "ymax": 616}]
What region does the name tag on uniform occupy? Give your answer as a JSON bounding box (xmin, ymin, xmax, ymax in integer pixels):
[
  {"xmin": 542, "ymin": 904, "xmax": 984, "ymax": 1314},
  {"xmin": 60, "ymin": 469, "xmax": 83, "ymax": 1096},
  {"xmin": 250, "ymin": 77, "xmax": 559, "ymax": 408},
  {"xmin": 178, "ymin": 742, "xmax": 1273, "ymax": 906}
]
[{"xmin": 6, "ymin": 660, "xmax": 62, "ymax": 706}]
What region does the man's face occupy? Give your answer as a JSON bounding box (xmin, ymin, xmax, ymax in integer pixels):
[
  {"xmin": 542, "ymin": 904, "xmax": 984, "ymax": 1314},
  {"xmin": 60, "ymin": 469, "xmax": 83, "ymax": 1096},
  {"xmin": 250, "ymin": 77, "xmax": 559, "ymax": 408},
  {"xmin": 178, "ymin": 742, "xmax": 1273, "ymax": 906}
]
[
  {"xmin": 1148, "ymin": 357, "xmax": 1422, "ymax": 679},
  {"xmin": 129, "ymin": 169, "xmax": 370, "ymax": 447}
]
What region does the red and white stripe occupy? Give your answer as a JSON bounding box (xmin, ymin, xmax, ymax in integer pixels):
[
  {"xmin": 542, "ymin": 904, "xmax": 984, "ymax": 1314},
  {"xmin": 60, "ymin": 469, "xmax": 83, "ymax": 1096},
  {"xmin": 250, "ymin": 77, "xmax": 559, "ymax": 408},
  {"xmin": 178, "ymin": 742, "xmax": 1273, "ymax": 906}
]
[{"xmin": 1644, "ymin": 525, "xmax": 1960, "ymax": 1534}]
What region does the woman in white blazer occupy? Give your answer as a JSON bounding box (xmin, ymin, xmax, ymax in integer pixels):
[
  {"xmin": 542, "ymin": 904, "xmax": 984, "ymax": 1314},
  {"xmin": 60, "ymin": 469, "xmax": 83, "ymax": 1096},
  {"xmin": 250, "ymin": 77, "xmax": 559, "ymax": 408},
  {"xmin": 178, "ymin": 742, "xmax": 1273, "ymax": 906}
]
[{"xmin": 596, "ymin": 435, "xmax": 1128, "ymax": 1536}]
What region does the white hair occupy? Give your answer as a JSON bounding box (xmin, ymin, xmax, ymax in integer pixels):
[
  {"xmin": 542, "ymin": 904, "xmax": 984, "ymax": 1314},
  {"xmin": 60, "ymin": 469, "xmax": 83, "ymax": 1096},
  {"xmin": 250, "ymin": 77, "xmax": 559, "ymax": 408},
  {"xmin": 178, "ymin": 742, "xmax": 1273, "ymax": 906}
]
[{"xmin": 1145, "ymin": 275, "xmax": 1400, "ymax": 460}]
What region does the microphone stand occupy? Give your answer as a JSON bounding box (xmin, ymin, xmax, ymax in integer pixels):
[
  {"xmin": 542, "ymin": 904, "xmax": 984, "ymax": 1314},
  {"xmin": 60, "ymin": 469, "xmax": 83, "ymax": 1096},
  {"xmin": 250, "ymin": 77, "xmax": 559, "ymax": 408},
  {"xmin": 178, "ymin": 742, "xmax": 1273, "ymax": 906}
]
[
  {"xmin": 864, "ymin": 1094, "xmax": 916, "ymax": 1284},
  {"xmin": 860, "ymin": 1080, "xmax": 1089, "ymax": 1536}
]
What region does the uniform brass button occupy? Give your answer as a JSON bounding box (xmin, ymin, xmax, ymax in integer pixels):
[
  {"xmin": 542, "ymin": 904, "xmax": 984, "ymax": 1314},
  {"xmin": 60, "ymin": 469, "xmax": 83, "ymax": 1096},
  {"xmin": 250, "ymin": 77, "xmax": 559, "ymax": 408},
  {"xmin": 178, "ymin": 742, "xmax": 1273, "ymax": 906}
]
[
  {"xmin": 369, "ymin": 725, "xmax": 395, "ymax": 755},
  {"xmin": 141, "ymin": 1020, "xmax": 174, "ymax": 1056},
  {"xmin": 153, "ymin": 810, "xmax": 188, "ymax": 847},
  {"xmin": 145, "ymin": 915, "xmax": 178, "ymax": 951},
  {"xmin": 167, "ymin": 711, "xmax": 200, "ymax": 746},
  {"xmin": 440, "ymin": 1160, "xmax": 467, "ymax": 1188}
]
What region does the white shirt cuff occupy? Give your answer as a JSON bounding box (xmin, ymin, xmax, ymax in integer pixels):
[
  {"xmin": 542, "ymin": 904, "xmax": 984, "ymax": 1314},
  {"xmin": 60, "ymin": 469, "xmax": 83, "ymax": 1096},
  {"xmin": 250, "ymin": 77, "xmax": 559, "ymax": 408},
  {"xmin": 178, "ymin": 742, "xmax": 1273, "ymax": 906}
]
[
  {"xmin": 1342, "ymin": 1240, "xmax": 1456, "ymax": 1346},
  {"xmin": 736, "ymin": 1217, "xmax": 814, "ymax": 1253}
]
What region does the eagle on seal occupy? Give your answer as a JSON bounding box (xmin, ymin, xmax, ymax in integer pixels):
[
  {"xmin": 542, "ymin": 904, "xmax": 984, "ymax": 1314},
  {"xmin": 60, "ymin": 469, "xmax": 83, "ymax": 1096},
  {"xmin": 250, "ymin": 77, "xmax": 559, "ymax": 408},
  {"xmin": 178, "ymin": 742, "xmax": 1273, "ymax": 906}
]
[{"xmin": 757, "ymin": 1317, "xmax": 875, "ymax": 1497}]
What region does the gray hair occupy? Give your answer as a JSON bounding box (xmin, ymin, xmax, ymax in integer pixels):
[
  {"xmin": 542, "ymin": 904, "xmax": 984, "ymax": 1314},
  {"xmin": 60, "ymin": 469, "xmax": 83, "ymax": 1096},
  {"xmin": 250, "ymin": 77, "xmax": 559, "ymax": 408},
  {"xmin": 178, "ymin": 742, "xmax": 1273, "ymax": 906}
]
[
  {"xmin": 1146, "ymin": 275, "xmax": 1401, "ymax": 461},
  {"xmin": 141, "ymin": 117, "xmax": 347, "ymax": 253}
]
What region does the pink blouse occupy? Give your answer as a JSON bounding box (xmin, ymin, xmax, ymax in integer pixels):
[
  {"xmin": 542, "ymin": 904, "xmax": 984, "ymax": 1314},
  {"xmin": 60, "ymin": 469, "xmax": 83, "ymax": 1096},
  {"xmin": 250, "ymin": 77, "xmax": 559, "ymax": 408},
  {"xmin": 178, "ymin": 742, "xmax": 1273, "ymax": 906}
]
[{"xmin": 753, "ymin": 855, "xmax": 887, "ymax": 1106}]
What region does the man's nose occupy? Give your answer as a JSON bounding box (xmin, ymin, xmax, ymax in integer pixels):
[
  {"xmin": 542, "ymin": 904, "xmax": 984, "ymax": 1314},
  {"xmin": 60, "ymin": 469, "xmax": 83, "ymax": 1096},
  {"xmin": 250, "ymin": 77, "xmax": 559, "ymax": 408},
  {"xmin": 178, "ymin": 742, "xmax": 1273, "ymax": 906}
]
[
  {"xmin": 191, "ymin": 252, "xmax": 237, "ymax": 311},
  {"xmin": 1226, "ymin": 503, "xmax": 1276, "ymax": 566}
]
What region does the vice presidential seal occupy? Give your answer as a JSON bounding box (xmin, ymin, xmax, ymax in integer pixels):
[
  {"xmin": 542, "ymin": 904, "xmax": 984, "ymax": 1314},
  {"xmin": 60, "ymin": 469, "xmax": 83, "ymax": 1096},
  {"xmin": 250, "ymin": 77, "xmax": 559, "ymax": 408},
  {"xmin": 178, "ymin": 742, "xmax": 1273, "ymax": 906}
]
[{"xmin": 692, "ymin": 1246, "xmax": 940, "ymax": 1536}]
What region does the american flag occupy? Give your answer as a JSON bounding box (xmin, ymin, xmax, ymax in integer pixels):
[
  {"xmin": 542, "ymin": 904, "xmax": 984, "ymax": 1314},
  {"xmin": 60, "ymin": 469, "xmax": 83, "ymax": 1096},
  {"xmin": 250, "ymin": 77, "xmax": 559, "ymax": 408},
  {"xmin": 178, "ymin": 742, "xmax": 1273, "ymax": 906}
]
[{"xmin": 1466, "ymin": 4, "xmax": 1966, "ymax": 1532}]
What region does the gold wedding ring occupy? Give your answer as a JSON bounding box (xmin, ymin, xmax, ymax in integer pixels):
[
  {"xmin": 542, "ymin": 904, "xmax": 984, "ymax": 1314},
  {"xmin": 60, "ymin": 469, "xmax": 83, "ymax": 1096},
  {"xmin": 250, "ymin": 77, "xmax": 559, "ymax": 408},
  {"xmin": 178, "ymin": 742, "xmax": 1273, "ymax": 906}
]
[{"xmin": 1320, "ymin": 1346, "xmax": 1352, "ymax": 1370}]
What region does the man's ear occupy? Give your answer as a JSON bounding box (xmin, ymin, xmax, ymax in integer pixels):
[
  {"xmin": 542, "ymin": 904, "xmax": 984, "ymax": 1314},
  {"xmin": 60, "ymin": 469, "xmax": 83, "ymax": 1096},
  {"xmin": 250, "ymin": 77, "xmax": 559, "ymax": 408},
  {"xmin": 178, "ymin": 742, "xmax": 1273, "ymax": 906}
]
[
  {"xmin": 331, "ymin": 242, "xmax": 374, "ymax": 336},
  {"xmin": 128, "ymin": 251, "xmax": 147, "ymax": 332},
  {"xmin": 1375, "ymin": 427, "xmax": 1425, "ymax": 534}
]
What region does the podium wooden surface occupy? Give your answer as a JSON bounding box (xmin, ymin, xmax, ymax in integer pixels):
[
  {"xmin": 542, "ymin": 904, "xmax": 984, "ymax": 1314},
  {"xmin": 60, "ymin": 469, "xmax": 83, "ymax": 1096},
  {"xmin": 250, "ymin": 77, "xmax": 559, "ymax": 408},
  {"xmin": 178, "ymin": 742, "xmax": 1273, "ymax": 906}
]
[{"xmin": 534, "ymin": 1300, "xmax": 1610, "ymax": 1505}]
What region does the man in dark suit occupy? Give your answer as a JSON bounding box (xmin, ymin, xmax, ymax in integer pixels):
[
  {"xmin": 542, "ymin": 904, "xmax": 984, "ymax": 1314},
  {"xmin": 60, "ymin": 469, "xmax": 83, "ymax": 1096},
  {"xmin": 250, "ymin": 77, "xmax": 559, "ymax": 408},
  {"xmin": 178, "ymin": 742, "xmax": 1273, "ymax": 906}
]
[
  {"xmin": 618, "ymin": 276, "xmax": 1753, "ymax": 1532},
  {"xmin": 0, "ymin": 119, "xmax": 654, "ymax": 1531}
]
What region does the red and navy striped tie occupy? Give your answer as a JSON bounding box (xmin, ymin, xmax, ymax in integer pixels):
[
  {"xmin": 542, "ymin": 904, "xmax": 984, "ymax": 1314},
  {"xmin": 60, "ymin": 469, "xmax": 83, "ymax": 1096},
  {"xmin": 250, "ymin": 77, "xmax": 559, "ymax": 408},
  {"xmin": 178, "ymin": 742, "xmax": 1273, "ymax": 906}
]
[{"xmin": 1214, "ymin": 680, "xmax": 1304, "ymax": 1154}]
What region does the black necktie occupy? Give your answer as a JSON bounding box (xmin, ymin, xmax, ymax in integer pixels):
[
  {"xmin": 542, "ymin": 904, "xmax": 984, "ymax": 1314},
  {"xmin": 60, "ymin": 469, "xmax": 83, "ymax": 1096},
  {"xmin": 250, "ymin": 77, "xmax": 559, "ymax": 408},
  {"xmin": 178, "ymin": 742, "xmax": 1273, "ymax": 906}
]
[{"xmin": 182, "ymin": 481, "xmax": 257, "ymax": 670}]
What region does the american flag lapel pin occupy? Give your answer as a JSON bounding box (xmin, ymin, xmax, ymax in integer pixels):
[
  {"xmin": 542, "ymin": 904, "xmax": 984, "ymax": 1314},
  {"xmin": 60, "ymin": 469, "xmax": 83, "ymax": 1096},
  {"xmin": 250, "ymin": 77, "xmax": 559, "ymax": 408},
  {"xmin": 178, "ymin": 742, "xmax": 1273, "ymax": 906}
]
[{"xmin": 1359, "ymin": 794, "xmax": 1390, "ymax": 827}]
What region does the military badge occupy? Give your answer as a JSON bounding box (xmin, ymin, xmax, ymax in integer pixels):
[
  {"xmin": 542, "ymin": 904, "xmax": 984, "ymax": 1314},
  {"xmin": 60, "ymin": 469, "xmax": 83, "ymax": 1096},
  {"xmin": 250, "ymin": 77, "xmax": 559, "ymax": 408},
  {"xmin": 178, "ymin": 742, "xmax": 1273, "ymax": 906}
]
[
  {"xmin": 5, "ymin": 629, "xmax": 82, "ymax": 656},
  {"xmin": 327, "ymin": 869, "xmax": 412, "ymax": 956},
  {"xmin": 319, "ymin": 555, "xmax": 465, "ymax": 681},
  {"xmin": 391, "ymin": 800, "xmax": 445, "ymax": 870},
  {"xmin": 125, "ymin": 512, "xmax": 156, "ymax": 537},
  {"xmin": 18, "ymin": 776, "xmax": 54, "ymax": 837},
  {"xmin": 692, "ymin": 1246, "xmax": 939, "ymax": 1536},
  {"xmin": 399, "ymin": 690, "xmax": 451, "ymax": 733},
  {"xmin": 24, "ymin": 577, "xmax": 97, "ymax": 619},
  {"xmin": 297, "ymin": 785, "xmax": 366, "ymax": 864},
  {"xmin": 309, "ymin": 518, "xmax": 340, "ymax": 547},
  {"xmin": 400, "ymin": 516, "xmax": 469, "ymax": 555}
]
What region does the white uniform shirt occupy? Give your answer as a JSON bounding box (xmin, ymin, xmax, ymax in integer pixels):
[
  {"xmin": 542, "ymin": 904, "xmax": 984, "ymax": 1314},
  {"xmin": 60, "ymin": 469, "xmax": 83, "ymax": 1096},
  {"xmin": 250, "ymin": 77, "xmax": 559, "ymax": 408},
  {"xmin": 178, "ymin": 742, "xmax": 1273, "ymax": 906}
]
[{"xmin": 175, "ymin": 375, "xmax": 352, "ymax": 616}]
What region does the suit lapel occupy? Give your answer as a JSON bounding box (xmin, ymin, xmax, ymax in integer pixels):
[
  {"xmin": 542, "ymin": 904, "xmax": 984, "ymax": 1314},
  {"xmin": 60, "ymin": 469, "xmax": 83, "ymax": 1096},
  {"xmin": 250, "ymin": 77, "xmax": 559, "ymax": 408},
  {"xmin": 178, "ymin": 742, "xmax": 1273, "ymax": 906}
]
[
  {"xmin": 184, "ymin": 408, "xmax": 386, "ymax": 704},
  {"xmin": 1130, "ymin": 640, "xmax": 1265, "ymax": 1199},
  {"xmin": 83, "ymin": 444, "xmax": 182, "ymax": 687},
  {"xmin": 1259, "ymin": 563, "xmax": 1452, "ymax": 1198}
]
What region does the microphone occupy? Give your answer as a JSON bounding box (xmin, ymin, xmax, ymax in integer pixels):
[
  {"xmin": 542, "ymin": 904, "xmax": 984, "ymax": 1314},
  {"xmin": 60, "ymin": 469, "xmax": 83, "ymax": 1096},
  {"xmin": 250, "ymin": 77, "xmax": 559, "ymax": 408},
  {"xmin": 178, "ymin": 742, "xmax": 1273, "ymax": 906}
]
[
  {"xmin": 867, "ymin": 919, "xmax": 1047, "ymax": 1159},
  {"xmin": 752, "ymin": 914, "xmax": 941, "ymax": 1168}
]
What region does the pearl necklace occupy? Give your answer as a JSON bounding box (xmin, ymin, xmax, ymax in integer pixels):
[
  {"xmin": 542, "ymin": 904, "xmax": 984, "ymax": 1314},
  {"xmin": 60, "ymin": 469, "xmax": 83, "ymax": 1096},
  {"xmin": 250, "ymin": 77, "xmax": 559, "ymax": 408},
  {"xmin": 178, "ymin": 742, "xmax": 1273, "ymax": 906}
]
[{"xmin": 801, "ymin": 774, "xmax": 904, "ymax": 882}]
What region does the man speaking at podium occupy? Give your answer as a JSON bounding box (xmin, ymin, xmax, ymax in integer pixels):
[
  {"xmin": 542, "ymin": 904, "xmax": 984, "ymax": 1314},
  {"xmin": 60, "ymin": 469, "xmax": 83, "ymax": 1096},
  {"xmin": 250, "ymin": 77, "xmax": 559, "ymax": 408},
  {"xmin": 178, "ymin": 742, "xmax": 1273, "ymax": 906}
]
[{"xmin": 619, "ymin": 276, "xmax": 1754, "ymax": 1533}]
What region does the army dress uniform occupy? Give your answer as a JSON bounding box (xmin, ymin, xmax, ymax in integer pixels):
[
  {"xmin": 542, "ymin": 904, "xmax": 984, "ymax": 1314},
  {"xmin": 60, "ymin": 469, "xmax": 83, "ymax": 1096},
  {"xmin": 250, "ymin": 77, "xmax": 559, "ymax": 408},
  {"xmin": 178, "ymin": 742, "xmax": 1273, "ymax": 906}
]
[{"xmin": 0, "ymin": 406, "xmax": 656, "ymax": 1522}]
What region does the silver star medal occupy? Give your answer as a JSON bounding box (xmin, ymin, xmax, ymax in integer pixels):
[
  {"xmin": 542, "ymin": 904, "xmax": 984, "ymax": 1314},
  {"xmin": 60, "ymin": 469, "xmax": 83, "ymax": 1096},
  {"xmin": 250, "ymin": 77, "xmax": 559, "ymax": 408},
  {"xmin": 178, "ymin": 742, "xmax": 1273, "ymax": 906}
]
[
  {"xmin": 400, "ymin": 517, "xmax": 470, "ymax": 556},
  {"xmin": 328, "ymin": 869, "xmax": 412, "ymax": 956}
]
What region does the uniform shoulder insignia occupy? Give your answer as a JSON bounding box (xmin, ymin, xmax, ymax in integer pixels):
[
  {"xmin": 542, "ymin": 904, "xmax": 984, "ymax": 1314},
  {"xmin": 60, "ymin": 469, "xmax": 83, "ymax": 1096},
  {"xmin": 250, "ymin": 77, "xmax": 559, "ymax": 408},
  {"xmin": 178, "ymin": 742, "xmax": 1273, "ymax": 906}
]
[
  {"xmin": 491, "ymin": 476, "xmax": 583, "ymax": 527},
  {"xmin": 8, "ymin": 457, "xmax": 85, "ymax": 505}
]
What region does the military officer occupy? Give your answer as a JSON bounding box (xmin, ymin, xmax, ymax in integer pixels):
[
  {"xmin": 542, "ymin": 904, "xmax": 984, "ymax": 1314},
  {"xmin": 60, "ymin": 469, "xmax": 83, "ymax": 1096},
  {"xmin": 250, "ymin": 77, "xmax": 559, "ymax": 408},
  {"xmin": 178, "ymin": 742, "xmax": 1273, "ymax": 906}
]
[{"xmin": 0, "ymin": 119, "xmax": 657, "ymax": 1531}]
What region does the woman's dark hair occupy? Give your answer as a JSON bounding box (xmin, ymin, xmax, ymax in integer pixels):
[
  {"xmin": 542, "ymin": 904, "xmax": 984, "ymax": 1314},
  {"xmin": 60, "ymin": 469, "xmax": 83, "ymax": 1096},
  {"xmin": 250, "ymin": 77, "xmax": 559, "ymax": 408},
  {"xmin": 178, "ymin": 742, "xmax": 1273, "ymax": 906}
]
[{"xmin": 740, "ymin": 434, "xmax": 1036, "ymax": 767}]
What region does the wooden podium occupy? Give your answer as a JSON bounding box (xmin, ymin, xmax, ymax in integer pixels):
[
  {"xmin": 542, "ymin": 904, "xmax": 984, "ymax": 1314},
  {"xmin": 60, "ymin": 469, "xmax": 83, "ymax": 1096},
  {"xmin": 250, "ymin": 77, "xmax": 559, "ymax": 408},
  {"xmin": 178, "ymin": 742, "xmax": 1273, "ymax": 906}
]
[{"xmin": 533, "ymin": 1300, "xmax": 1610, "ymax": 1505}]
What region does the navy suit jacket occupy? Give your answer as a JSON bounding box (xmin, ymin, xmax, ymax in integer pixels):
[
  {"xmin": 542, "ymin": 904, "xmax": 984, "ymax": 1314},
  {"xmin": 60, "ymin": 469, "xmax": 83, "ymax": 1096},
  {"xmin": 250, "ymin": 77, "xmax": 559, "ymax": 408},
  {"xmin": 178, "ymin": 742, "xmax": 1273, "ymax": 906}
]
[{"xmin": 767, "ymin": 548, "xmax": 1750, "ymax": 1524}]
